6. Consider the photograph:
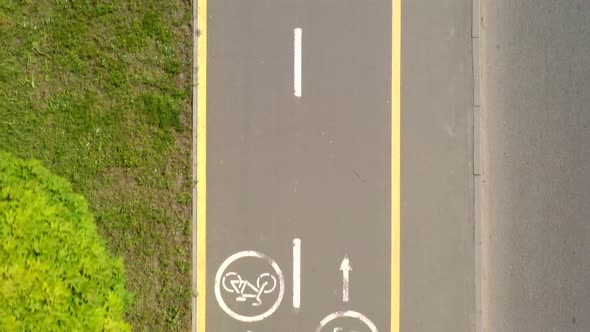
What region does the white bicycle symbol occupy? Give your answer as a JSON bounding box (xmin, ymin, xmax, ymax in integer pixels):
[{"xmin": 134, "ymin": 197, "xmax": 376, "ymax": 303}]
[
  {"xmin": 214, "ymin": 250, "xmax": 285, "ymax": 322},
  {"xmin": 222, "ymin": 272, "xmax": 277, "ymax": 306}
]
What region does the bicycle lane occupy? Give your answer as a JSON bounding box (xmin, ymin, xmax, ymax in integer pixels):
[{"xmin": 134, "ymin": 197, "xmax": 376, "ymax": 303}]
[{"xmin": 199, "ymin": 0, "xmax": 396, "ymax": 331}]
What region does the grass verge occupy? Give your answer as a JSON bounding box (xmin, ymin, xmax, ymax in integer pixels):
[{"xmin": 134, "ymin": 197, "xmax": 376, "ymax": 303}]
[{"xmin": 0, "ymin": 1, "xmax": 192, "ymax": 330}]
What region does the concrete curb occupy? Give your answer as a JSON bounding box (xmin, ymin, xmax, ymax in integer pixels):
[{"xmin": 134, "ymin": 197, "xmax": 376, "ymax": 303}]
[
  {"xmin": 474, "ymin": 106, "xmax": 481, "ymax": 175},
  {"xmin": 474, "ymin": 174, "xmax": 483, "ymax": 332},
  {"xmin": 473, "ymin": 39, "xmax": 481, "ymax": 108},
  {"xmin": 472, "ymin": 0, "xmax": 483, "ymax": 331}
]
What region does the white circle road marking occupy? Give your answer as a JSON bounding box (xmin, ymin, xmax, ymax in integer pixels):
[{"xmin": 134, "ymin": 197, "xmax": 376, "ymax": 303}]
[
  {"xmin": 214, "ymin": 250, "xmax": 285, "ymax": 322},
  {"xmin": 316, "ymin": 310, "xmax": 378, "ymax": 332}
]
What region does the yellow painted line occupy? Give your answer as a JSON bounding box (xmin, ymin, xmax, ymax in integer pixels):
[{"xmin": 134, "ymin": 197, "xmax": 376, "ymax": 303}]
[
  {"xmin": 391, "ymin": 0, "xmax": 401, "ymax": 331},
  {"xmin": 195, "ymin": 0, "xmax": 207, "ymax": 329}
]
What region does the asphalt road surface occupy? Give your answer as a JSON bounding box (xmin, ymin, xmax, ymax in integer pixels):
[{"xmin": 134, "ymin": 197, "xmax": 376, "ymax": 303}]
[
  {"xmin": 482, "ymin": 1, "xmax": 590, "ymax": 331},
  {"xmin": 401, "ymin": 0, "xmax": 474, "ymax": 331},
  {"xmin": 197, "ymin": 0, "xmax": 475, "ymax": 331}
]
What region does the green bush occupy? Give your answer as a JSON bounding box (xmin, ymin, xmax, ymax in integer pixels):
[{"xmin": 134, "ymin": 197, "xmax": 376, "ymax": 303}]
[{"xmin": 0, "ymin": 151, "xmax": 131, "ymax": 331}]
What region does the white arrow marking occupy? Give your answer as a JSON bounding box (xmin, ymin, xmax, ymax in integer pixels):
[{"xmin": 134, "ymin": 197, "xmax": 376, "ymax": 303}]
[{"xmin": 340, "ymin": 255, "xmax": 351, "ymax": 302}]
